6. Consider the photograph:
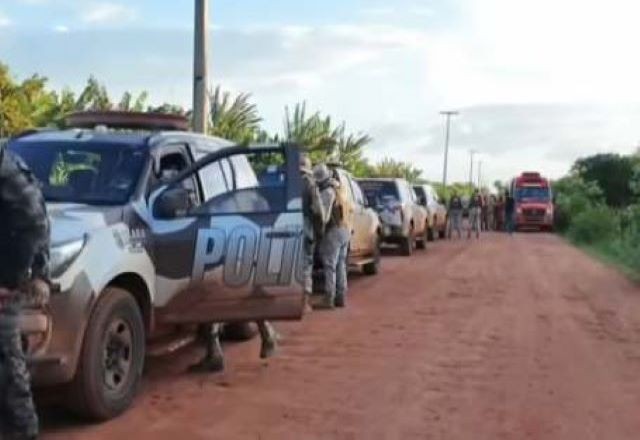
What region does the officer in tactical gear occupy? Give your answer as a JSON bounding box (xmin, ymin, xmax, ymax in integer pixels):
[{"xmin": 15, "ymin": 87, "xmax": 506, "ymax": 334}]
[
  {"xmin": 300, "ymin": 154, "xmax": 324, "ymax": 312},
  {"xmin": 314, "ymin": 164, "xmax": 350, "ymax": 309},
  {"xmin": 0, "ymin": 145, "xmax": 50, "ymax": 440}
]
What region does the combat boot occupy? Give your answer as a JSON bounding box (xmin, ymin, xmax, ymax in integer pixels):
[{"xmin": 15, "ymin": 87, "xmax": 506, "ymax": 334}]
[
  {"xmin": 258, "ymin": 321, "xmax": 278, "ymax": 359},
  {"xmin": 189, "ymin": 324, "xmax": 224, "ymax": 373}
]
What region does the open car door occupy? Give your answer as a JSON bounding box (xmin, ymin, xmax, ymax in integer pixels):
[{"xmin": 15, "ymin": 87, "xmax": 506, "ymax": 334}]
[{"xmin": 150, "ymin": 144, "xmax": 305, "ymax": 325}]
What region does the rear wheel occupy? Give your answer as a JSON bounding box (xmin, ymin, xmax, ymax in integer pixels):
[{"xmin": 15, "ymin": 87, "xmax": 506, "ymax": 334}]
[
  {"xmin": 417, "ymin": 225, "xmax": 428, "ymax": 249},
  {"xmin": 68, "ymin": 287, "xmax": 145, "ymax": 421},
  {"xmin": 363, "ymin": 237, "xmax": 381, "ymax": 276}
]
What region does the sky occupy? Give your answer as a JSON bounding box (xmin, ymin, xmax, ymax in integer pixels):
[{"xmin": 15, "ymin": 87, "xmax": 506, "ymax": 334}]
[{"xmin": 2, "ymin": 0, "xmax": 640, "ymax": 184}]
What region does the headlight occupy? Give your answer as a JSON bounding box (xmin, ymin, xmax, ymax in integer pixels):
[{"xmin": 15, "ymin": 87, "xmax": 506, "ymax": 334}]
[{"xmin": 50, "ymin": 236, "xmax": 87, "ymax": 278}]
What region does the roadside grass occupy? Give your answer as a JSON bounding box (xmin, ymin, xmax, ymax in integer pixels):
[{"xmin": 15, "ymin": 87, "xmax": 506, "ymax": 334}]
[{"xmin": 570, "ymin": 237, "xmax": 640, "ymax": 283}]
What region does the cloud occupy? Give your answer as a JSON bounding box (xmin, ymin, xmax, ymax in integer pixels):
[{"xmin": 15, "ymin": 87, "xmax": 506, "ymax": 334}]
[
  {"xmin": 53, "ymin": 25, "xmax": 70, "ymax": 33},
  {"xmin": 81, "ymin": 2, "xmax": 135, "ymax": 24}
]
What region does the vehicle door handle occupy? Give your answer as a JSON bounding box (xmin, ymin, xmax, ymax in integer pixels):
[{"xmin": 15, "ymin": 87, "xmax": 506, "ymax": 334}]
[{"xmin": 266, "ymin": 231, "xmax": 298, "ymax": 239}]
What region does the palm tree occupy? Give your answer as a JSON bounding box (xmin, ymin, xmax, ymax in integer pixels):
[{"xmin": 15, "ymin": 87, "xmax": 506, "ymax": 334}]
[
  {"xmin": 334, "ymin": 123, "xmax": 372, "ymax": 174},
  {"xmin": 284, "ymin": 102, "xmax": 338, "ymax": 161},
  {"xmin": 208, "ymin": 85, "xmax": 262, "ymax": 144},
  {"xmin": 372, "ymin": 158, "xmax": 423, "ymax": 182}
]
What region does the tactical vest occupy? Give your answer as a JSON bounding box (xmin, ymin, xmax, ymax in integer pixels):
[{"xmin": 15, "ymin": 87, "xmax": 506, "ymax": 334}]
[
  {"xmin": 0, "ymin": 146, "xmax": 50, "ymax": 288},
  {"xmin": 319, "ymin": 179, "xmax": 345, "ymax": 230}
]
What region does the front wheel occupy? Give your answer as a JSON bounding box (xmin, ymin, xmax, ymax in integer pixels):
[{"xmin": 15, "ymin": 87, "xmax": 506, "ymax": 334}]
[
  {"xmin": 68, "ymin": 287, "xmax": 145, "ymax": 421},
  {"xmin": 401, "ymin": 229, "xmax": 414, "ymax": 256}
]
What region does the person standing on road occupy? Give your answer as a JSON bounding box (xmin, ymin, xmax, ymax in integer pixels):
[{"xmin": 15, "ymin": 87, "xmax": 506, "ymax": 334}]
[
  {"xmin": 495, "ymin": 195, "xmax": 505, "ymax": 231},
  {"xmin": 447, "ymin": 191, "xmax": 464, "ymax": 239},
  {"xmin": 467, "ymin": 190, "xmax": 482, "ymax": 239},
  {"xmin": 315, "ymin": 164, "xmax": 349, "ymax": 309},
  {"xmin": 487, "ymin": 194, "xmax": 496, "ymax": 231},
  {"xmin": 505, "ymin": 190, "xmax": 516, "ymax": 235},
  {"xmin": 480, "ymin": 191, "xmax": 490, "ymax": 231},
  {"xmin": 300, "ymin": 154, "xmax": 324, "ymax": 313},
  {"xmin": 0, "ymin": 145, "xmax": 50, "ymax": 440}
]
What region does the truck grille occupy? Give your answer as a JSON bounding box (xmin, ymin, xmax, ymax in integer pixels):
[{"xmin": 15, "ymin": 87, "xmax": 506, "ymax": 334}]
[{"xmin": 523, "ymin": 208, "xmax": 546, "ymax": 222}]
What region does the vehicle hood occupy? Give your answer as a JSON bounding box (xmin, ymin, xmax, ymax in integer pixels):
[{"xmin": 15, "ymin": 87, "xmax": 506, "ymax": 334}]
[{"xmin": 47, "ymin": 203, "xmax": 124, "ymax": 245}]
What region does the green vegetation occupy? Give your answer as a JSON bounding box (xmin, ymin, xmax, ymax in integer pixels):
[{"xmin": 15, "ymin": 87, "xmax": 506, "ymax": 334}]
[
  {"xmin": 554, "ymin": 152, "xmax": 640, "ymax": 276},
  {"xmin": 0, "ymin": 62, "xmax": 438, "ymax": 182}
]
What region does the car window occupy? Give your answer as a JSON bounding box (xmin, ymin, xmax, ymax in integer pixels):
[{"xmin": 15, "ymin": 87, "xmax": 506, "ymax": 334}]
[
  {"xmin": 9, "ymin": 140, "xmax": 146, "ymax": 205},
  {"xmin": 199, "ymin": 161, "xmax": 228, "ymax": 201},
  {"xmin": 190, "ymin": 150, "xmax": 286, "ymax": 215},
  {"xmin": 158, "ymin": 150, "xmax": 200, "ymax": 207},
  {"xmin": 221, "ymin": 158, "xmax": 234, "ymax": 190},
  {"xmin": 399, "ymin": 181, "xmax": 413, "ymax": 203},
  {"xmin": 231, "ymin": 155, "xmax": 260, "ymax": 190},
  {"xmin": 350, "ymin": 177, "xmax": 365, "ymax": 206}
]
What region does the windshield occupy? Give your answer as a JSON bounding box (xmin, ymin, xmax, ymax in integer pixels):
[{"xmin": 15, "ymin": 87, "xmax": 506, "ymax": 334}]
[
  {"xmin": 516, "ymin": 187, "xmax": 551, "ymax": 202},
  {"xmin": 8, "ymin": 141, "xmax": 147, "ymax": 205},
  {"xmin": 358, "ymin": 180, "xmax": 399, "ymax": 206}
]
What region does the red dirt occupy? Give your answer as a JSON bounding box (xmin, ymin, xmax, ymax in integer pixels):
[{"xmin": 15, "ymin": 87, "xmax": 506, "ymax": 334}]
[{"xmin": 41, "ymin": 233, "xmax": 640, "ymax": 439}]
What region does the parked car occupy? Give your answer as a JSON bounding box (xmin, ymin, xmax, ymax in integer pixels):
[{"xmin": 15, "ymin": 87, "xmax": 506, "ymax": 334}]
[
  {"xmin": 413, "ymin": 184, "xmax": 447, "ymax": 240},
  {"xmin": 7, "ymin": 112, "xmax": 306, "ymax": 420},
  {"xmin": 357, "ymin": 178, "xmax": 428, "ymax": 255},
  {"xmin": 329, "ymin": 166, "xmax": 381, "ymax": 275}
]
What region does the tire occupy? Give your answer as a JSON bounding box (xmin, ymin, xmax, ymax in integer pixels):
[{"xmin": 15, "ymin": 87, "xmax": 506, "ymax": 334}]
[
  {"xmin": 417, "ymin": 225, "xmax": 428, "ymax": 249},
  {"xmin": 438, "ymin": 228, "xmax": 446, "ymax": 239},
  {"xmin": 363, "ymin": 238, "xmax": 381, "ymax": 276},
  {"xmin": 401, "ymin": 228, "xmax": 414, "ymax": 256},
  {"xmin": 427, "ymin": 227, "xmax": 435, "ymax": 242},
  {"xmin": 68, "ymin": 287, "xmax": 145, "ymax": 421},
  {"xmin": 221, "ymin": 322, "xmax": 258, "ymax": 341}
]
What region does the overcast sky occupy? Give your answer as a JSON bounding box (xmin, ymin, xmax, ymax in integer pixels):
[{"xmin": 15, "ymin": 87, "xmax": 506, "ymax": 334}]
[{"xmin": 2, "ymin": 0, "xmax": 640, "ymax": 184}]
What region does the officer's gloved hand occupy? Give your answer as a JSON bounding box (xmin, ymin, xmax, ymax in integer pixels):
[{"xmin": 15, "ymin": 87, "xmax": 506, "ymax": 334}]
[{"xmin": 25, "ymin": 278, "xmax": 50, "ymax": 309}]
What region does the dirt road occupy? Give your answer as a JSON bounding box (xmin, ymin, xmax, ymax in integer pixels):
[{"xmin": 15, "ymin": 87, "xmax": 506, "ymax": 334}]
[{"xmin": 42, "ymin": 233, "xmax": 640, "ymax": 439}]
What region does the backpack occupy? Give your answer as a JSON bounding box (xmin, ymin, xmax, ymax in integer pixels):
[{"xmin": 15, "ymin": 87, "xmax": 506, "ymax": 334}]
[{"xmin": 319, "ymin": 179, "xmax": 345, "ymax": 230}]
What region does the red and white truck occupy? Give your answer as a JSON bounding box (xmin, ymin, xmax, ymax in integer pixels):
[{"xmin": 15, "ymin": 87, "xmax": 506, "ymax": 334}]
[{"xmin": 510, "ymin": 172, "xmax": 554, "ymax": 231}]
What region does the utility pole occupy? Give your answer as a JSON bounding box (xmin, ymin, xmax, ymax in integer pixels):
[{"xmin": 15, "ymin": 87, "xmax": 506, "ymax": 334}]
[
  {"xmin": 469, "ymin": 149, "xmax": 477, "ymax": 188},
  {"xmin": 440, "ymin": 110, "xmax": 459, "ymax": 188},
  {"xmin": 477, "ymin": 160, "xmax": 483, "ymax": 189},
  {"xmin": 192, "ymin": 0, "xmax": 209, "ymax": 134}
]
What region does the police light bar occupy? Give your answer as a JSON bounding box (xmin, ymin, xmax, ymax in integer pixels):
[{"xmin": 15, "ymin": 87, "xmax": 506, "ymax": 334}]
[{"xmin": 66, "ymin": 111, "xmax": 190, "ymax": 132}]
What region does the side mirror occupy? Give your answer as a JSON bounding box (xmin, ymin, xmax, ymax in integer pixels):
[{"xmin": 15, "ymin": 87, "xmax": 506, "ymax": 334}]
[{"xmin": 154, "ymin": 187, "xmax": 190, "ymax": 219}]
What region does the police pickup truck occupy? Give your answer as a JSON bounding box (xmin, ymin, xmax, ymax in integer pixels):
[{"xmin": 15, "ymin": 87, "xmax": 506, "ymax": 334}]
[{"xmin": 7, "ymin": 112, "xmax": 305, "ymax": 420}]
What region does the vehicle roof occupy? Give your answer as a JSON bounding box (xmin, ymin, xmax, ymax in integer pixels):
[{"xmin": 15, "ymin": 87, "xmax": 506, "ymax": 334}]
[{"xmin": 9, "ymin": 129, "xmax": 234, "ymax": 153}]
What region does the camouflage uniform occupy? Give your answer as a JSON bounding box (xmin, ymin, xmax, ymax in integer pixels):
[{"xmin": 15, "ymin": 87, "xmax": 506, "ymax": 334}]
[
  {"xmin": 0, "ymin": 146, "xmax": 49, "ymax": 440},
  {"xmin": 315, "ymin": 165, "xmax": 349, "ymax": 309},
  {"xmin": 300, "ymin": 157, "xmax": 324, "ymax": 302}
]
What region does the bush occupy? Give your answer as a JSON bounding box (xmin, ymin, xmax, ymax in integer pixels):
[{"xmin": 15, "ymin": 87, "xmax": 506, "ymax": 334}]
[
  {"xmin": 568, "ymin": 205, "xmax": 619, "ymax": 244},
  {"xmin": 553, "ymin": 175, "xmax": 605, "ymax": 232}
]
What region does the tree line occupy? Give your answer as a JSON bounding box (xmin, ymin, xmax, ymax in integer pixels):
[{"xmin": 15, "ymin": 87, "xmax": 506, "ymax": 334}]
[
  {"xmin": 553, "ymin": 152, "xmax": 640, "ymax": 276},
  {"xmin": 0, "ymin": 63, "xmax": 430, "ymax": 184}
]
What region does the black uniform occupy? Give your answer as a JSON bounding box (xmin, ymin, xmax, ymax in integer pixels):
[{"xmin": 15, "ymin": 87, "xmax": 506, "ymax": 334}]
[{"xmin": 0, "ymin": 145, "xmax": 49, "ymax": 439}]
